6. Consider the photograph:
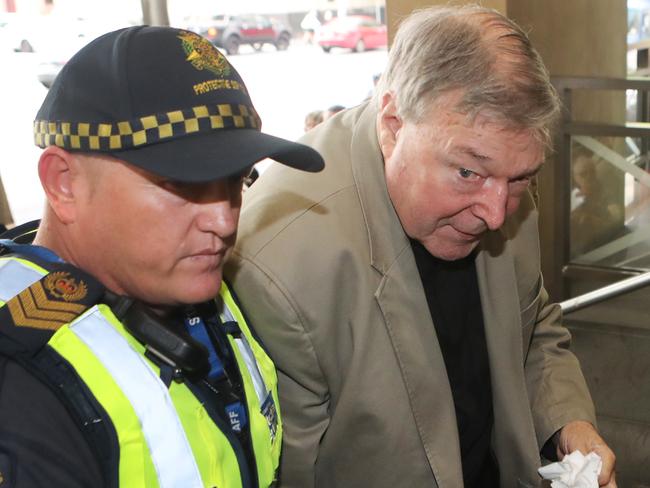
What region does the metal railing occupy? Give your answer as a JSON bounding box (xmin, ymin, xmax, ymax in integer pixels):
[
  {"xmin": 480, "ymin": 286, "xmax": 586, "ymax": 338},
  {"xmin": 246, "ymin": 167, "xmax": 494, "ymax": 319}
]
[{"xmin": 560, "ymin": 270, "xmax": 650, "ymax": 313}]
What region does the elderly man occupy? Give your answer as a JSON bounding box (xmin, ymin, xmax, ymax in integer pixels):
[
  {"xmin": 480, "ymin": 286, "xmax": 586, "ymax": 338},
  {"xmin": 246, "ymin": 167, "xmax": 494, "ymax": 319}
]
[
  {"xmin": 226, "ymin": 5, "xmax": 615, "ymax": 488},
  {"xmin": 0, "ymin": 26, "xmax": 322, "ymax": 487}
]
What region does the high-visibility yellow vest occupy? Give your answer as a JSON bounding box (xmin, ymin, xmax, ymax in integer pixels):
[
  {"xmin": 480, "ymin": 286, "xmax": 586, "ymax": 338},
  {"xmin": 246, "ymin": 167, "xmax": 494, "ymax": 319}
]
[{"xmin": 0, "ymin": 254, "xmax": 282, "ymax": 488}]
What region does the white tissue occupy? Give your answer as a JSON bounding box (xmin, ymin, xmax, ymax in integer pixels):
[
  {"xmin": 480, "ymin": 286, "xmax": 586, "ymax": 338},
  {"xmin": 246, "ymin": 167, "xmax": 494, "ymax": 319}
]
[{"xmin": 538, "ymin": 451, "xmax": 602, "ymax": 488}]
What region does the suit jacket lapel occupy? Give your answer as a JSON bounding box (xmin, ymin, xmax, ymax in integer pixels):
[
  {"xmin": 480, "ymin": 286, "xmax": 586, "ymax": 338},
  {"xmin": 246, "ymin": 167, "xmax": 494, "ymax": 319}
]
[
  {"xmin": 476, "ymin": 237, "xmax": 540, "ymax": 486},
  {"xmin": 349, "ymin": 103, "xmax": 462, "ymax": 486},
  {"xmin": 375, "ymin": 252, "xmax": 463, "ymax": 487}
]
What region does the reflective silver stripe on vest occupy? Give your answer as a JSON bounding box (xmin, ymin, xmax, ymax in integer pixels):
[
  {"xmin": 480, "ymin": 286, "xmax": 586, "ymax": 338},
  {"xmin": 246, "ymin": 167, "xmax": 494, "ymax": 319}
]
[
  {"xmin": 222, "ymin": 303, "xmax": 268, "ymax": 404},
  {"xmin": 69, "ymin": 308, "xmax": 204, "ymax": 488},
  {"xmin": 0, "ymin": 259, "xmax": 44, "ymax": 302}
]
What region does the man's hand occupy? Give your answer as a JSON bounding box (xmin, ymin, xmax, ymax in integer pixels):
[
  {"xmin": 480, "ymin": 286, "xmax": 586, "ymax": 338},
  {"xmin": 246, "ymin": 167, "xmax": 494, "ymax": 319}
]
[{"xmin": 556, "ymin": 420, "xmax": 616, "ymax": 487}]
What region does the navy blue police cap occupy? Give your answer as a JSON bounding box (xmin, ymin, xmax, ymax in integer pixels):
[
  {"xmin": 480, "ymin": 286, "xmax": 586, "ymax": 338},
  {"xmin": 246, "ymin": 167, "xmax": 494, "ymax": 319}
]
[{"xmin": 34, "ymin": 25, "xmax": 324, "ymax": 182}]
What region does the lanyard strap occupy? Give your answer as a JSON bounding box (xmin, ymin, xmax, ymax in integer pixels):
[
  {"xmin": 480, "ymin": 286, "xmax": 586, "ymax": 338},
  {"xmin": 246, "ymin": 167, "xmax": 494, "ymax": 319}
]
[
  {"xmin": 184, "ymin": 308, "xmax": 252, "ymax": 434},
  {"xmin": 220, "ymin": 302, "xmax": 268, "ymax": 406}
]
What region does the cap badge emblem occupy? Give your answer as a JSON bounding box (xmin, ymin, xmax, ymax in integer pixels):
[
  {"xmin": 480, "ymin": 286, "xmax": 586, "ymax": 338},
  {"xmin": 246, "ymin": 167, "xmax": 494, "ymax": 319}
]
[{"xmin": 178, "ymin": 30, "xmax": 231, "ymax": 77}]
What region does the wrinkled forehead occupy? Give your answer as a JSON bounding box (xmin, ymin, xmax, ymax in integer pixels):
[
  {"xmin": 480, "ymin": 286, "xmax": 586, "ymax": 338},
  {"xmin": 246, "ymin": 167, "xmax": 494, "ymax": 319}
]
[
  {"xmin": 421, "ymin": 90, "xmax": 548, "ymax": 154},
  {"xmin": 444, "ymin": 120, "xmax": 543, "ymax": 158}
]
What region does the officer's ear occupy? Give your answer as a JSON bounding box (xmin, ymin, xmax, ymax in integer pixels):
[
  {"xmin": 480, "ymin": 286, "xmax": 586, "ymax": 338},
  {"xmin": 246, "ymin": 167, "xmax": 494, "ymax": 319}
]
[
  {"xmin": 38, "ymin": 146, "xmax": 80, "ymax": 224},
  {"xmin": 377, "ymin": 91, "xmax": 402, "ymax": 162}
]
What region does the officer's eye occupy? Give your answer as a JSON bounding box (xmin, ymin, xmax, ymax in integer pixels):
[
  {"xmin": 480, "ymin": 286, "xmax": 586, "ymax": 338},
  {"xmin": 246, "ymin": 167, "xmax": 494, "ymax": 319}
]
[{"xmin": 459, "ymin": 167, "xmax": 474, "ymax": 178}]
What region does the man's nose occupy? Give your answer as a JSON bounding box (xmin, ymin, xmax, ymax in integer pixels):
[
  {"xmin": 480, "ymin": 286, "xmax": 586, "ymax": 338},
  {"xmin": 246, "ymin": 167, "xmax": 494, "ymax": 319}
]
[
  {"xmin": 473, "ymin": 178, "xmax": 508, "ymax": 231},
  {"xmin": 196, "ymin": 199, "xmax": 239, "ymax": 238}
]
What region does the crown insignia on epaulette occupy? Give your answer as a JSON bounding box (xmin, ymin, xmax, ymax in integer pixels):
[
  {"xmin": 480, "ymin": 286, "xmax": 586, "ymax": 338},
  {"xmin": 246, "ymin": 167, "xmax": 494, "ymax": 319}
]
[{"xmin": 45, "ymin": 271, "xmax": 88, "ymax": 302}]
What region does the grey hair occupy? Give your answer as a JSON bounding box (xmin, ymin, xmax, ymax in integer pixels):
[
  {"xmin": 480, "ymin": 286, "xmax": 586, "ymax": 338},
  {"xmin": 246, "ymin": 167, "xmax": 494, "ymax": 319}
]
[{"xmin": 374, "ymin": 4, "xmax": 559, "ymax": 149}]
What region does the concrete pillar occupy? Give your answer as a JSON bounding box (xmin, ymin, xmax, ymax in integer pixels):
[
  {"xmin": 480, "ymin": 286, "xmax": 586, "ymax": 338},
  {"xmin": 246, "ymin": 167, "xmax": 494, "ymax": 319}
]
[
  {"xmin": 507, "ymin": 1, "xmax": 627, "ymax": 300},
  {"xmin": 141, "ymin": 0, "xmax": 169, "ymax": 26}
]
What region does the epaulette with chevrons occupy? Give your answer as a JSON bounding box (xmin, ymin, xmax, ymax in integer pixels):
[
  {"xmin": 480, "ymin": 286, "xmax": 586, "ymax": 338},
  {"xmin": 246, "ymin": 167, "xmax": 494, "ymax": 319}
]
[{"xmin": 0, "ymin": 262, "xmax": 105, "ymax": 356}]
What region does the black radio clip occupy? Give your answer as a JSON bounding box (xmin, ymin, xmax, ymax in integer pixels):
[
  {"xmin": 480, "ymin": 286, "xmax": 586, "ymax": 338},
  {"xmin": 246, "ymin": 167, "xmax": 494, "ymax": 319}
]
[{"xmin": 103, "ymin": 292, "xmax": 210, "ymax": 380}]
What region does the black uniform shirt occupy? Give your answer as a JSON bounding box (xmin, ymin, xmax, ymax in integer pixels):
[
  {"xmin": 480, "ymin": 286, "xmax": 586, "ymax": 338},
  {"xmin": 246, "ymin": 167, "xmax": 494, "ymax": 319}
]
[
  {"xmin": 410, "ymin": 239, "xmax": 500, "ymax": 488},
  {"xmin": 0, "ymin": 356, "xmax": 103, "ymax": 487}
]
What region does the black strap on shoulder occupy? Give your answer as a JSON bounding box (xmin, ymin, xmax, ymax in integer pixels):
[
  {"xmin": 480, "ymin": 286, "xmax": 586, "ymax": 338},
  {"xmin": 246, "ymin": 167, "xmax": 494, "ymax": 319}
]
[{"xmin": 0, "ymin": 220, "xmax": 40, "ymax": 244}]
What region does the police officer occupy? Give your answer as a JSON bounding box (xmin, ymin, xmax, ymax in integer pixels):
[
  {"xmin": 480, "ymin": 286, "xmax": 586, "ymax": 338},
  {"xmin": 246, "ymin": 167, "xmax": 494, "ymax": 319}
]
[{"xmin": 0, "ymin": 26, "xmax": 323, "ymax": 487}]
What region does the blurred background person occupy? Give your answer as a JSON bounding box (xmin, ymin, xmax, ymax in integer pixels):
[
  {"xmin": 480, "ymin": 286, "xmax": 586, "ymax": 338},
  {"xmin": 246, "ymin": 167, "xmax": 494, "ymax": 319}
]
[
  {"xmin": 570, "ymin": 146, "xmax": 624, "ymax": 257},
  {"xmin": 304, "ymin": 109, "xmax": 324, "ymax": 132},
  {"xmin": 300, "ymin": 9, "xmax": 321, "ymax": 44},
  {"xmin": 323, "ymin": 104, "xmax": 345, "ymax": 120}
]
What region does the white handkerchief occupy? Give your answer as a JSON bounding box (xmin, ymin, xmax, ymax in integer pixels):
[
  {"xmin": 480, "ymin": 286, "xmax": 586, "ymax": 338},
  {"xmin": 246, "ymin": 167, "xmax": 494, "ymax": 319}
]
[{"xmin": 538, "ymin": 451, "xmax": 602, "ymax": 488}]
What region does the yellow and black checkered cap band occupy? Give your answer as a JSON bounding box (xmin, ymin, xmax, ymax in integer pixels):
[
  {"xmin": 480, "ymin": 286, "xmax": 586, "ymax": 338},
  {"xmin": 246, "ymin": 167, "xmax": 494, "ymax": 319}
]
[{"xmin": 33, "ymin": 103, "xmax": 261, "ymax": 151}]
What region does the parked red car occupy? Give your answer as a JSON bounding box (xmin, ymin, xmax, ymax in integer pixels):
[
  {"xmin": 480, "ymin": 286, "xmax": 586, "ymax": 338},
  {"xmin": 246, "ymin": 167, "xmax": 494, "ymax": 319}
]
[
  {"xmin": 199, "ymin": 14, "xmax": 291, "ymax": 55},
  {"xmin": 316, "ymin": 15, "xmax": 387, "ymax": 53}
]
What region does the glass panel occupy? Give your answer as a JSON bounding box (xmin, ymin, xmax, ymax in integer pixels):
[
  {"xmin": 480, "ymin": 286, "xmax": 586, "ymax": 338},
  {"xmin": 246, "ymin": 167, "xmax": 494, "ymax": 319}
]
[{"xmin": 570, "ymin": 135, "xmax": 650, "ymax": 269}]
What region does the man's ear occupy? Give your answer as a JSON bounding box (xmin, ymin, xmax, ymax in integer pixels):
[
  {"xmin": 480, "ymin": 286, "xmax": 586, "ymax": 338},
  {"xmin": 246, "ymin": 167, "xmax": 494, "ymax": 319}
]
[
  {"xmin": 377, "ymin": 91, "xmax": 402, "ymax": 162},
  {"xmin": 38, "ymin": 146, "xmax": 79, "ymax": 224}
]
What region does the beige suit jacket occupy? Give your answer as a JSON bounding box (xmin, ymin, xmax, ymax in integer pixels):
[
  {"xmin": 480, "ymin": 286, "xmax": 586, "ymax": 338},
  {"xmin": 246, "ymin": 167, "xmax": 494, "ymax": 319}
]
[{"xmin": 226, "ymin": 103, "xmax": 596, "ymax": 488}]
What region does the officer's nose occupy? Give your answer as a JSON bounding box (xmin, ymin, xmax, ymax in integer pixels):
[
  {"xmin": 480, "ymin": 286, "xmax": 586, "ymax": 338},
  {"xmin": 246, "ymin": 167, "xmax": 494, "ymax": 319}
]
[
  {"xmin": 472, "ymin": 178, "xmax": 508, "ymax": 231},
  {"xmin": 195, "ymin": 182, "xmax": 241, "ymax": 239},
  {"xmin": 199, "ymin": 200, "xmax": 239, "ymax": 238}
]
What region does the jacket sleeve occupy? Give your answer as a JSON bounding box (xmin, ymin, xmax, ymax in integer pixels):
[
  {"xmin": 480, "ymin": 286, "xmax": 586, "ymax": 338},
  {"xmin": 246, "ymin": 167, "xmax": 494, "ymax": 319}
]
[
  {"xmin": 226, "ymin": 252, "xmax": 330, "ymax": 488},
  {"xmin": 523, "ymin": 285, "xmax": 597, "ymax": 450},
  {"xmin": 511, "ymin": 193, "xmax": 597, "ymax": 450}
]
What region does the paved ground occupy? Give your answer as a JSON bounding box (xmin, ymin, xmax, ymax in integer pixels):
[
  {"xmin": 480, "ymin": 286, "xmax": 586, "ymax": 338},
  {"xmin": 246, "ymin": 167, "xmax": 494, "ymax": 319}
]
[{"xmin": 0, "ymin": 41, "xmax": 387, "ymax": 225}]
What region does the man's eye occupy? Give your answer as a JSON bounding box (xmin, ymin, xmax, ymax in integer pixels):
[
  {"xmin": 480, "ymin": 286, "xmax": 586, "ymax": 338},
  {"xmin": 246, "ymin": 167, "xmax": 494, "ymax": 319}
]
[{"xmin": 459, "ymin": 167, "xmax": 474, "ymax": 178}]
